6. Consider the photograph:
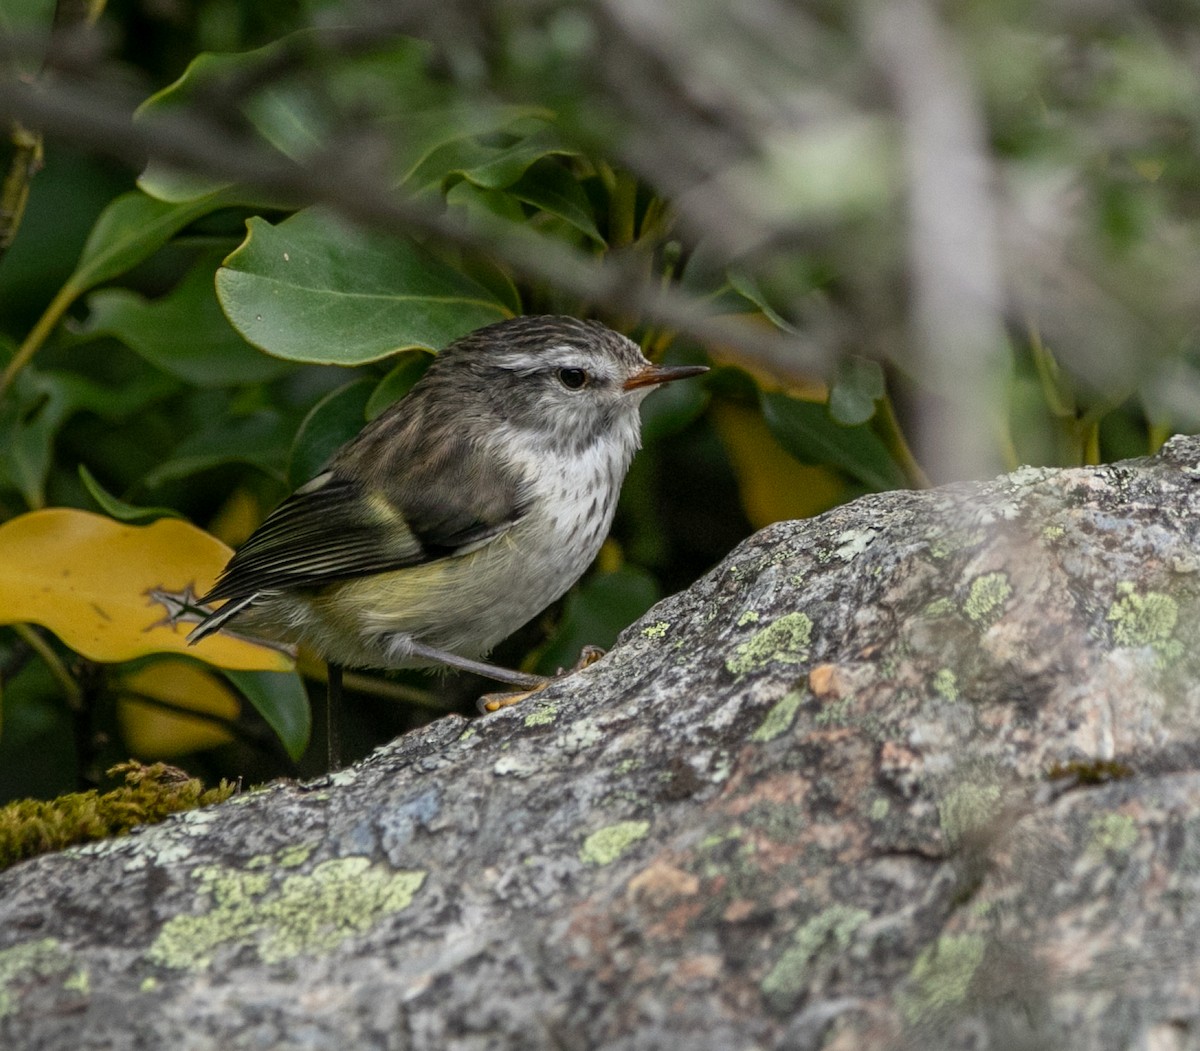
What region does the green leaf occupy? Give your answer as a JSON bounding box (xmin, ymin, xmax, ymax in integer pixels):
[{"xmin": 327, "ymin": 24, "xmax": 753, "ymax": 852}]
[
  {"xmin": 222, "ymin": 669, "xmax": 311, "ymax": 761},
  {"xmin": 640, "ymin": 363, "xmax": 711, "ymax": 445},
  {"xmin": 507, "ymin": 159, "xmax": 605, "ymax": 245},
  {"xmin": 216, "ymin": 208, "xmax": 511, "ymax": 365},
  {"xmin": 142, "ymin": 410, "xmax": 293, "ymax": 489},
  {"xmin": 445, "ymin": 180, "xmax": 529, "ymax": 226},
  {"xmin": 534, "ymin": 567, "xmax": 661, "ymax": 676},
  {"xmin": 727, "ymin": 270, "xmax": 798, "ymax": 333},
  {"xmin": 80, "ymin": 252, "xmax": 295, "ymax": 386},
  {"xmin": 287, "ymin": 378, "xmax": 374, "ymax": 489},
  {"xmin": 365, "ymin": 351, "xmax": 433, "ymax": 420},
  {"xmin": 78, "ymin": 465, "xmax": 182, "ymax": 523},
  {"xmin": 0, "ymin": 0, "xmax": 56, "ymax": 78},
  {"xmin": 69, "ymin": 191, "xmax": 229, "ymax": 296},
  {"xmin": 828, "ymin": 357, "xmax": 886, "ymax": 426},
  {"xmin": 761, "ymin": 390, "xmax": 906, "ymax": 492},
  {"xmin": 0, "ymin": 368, "xmax": 175, "ymax": 507}
]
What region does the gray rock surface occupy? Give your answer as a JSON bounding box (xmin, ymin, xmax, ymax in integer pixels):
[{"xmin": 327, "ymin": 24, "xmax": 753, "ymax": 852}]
[{"xmin": 6, "ymin": 436, "xmax": 1200, "ymax": 1050}]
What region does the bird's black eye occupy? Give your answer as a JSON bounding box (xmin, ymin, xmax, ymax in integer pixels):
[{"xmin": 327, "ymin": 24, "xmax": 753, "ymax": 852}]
[{"xmin": 557, "ymin": 367, "xmax": 588, "ymax": 390}]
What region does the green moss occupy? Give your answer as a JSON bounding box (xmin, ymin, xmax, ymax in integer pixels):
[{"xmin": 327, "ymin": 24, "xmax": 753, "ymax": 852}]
[
  {"xmin": 0, "ymin": 939, "xmax": 71, "ymax": 1018},
  {"xmin": 751, "ymin": 691, "xmax": 804, "ymax": 743},
  {"xmin": 932, "ymin": 668, "xmax": 958, "ymax": 702},
  {"xmin": 1107, "ymin": 585, "xmax": 1181, "ymax": 661},
  {"xmin": 1088, "ymin": 812, "xmax": 1138, "ymax": 856},
  {"xmin": 579, "ymin": 820, "xmax": 650, "ymax": 866},
  {"xmin": 147, "ymin": 857, "xmax": 426, "ymax": 970},
  {"xmin": 964, "ymin": 573, "xmax": 1012, "ymax": 625},
  {"xmin": 1045, "ymin": 759, "xmax": 1133, "ymax": 785},
  {"xmin": 761, "ymin": 906, "xmax": 870, "ymax": 1010},
  {"xmin": 0, "ymin": 761, "xmax": 235, "ymax": 872},
  {"xmin": 900, "ymin": 933, "xmax": 986, "ymax": 1024},
  {"xmin": 726, "ymin": 613, "xmax": 813, "ymax": 676},
  {"xmin": 641, "ymin": 621, "xmax": 670, "ymax": 640}
]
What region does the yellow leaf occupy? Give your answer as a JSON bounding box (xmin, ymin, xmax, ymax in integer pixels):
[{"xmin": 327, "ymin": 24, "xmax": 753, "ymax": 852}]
[
  {"xmin": 713, "ymin": 402, "xmax": 848, "ymax": 527},
  {"xmin": 116, "ymin": 659, "xmax": 239, "ymax": 757},
  {"xmin": 0, "ymin": 508, "xmax": 290, "ymax": 671}
]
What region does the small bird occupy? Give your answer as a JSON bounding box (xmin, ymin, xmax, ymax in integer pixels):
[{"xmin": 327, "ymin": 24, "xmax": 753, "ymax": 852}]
[{"xmin": 188, "ymin": 315, "xmax": 707, "ymax": 720}]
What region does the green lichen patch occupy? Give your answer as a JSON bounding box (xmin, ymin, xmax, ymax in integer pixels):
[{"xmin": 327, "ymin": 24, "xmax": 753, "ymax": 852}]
[
  {"xmin": 939, "ymin": 781, "xmax": 1002, "ymax": 847},
  {"xmin": 726, "ymin": 613, "xmax": 813, "ymax": 677},
  {"xmin": 247, "ymin": 843, "xmax": 315, "ymax": 870},
  {"xmin": 737, "ymin": 610, "xmax": 761, "ymax": 627},
  {"xmin": 147, "ymin": 857, "xmax": 426, "ymax": 970},
  {"xmin": 932, "ymin": 668, "xmax": 959, "ymax": 702},
  {"xmin": 0, "ymin": 939, "xmax": 71, "ymax": 1018},
  {"xmin": 761, "ymin": 905, "xmax": 870, "ymax": 1011},
  {"xmin": 641, "ymin": 621, "xmax": 670, "ymax": 640},
  {"xmin": 899, "ymin": 933, "xmax": 986, "ymax": 1024},
  {"xmin": 579, "ymin": 820, "xmax": 650, "ymax": 866},
  {"xmin": 1107, "ymin": 585, "xmax": 1181, "ymax": 662},
  {"xmin": 0, "ymin": 761, "xmax": 235, "ymax": 872},
  {"xmin": 750, "ymin": 691, "xmax": 805, "ymax": 743},
  {"xmin": 922, "ymin": 597, "xmax": 956, "ymax": 619},
  {"xmin": 523, "ymin": 702, "xmax": 558, "ymax": 728},
  {"xmin": 964, "ymin": 572, "xmax": 1012, "ymax": 626},
  {"xmin": 1087, "ymin": 812, "xmax": 1139, "ymax": 857}
]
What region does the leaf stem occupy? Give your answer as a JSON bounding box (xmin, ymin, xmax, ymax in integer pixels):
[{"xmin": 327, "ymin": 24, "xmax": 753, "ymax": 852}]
[
  {"xmin": 0, "ymin": 281, "xmax": 78, "ymax": 399},
  {"xmin": 874, "ymin": 394, "xmax": 932, "ymax": 489},
  {"xmin": 12, "ymin": 623, "xmax": 83, "ymax": 711}
]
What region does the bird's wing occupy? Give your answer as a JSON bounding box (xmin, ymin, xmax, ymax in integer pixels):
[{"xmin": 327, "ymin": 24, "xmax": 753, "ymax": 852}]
[{"xmin": 199, "ymin": 458, "xmax": 526, "ymax": 605}]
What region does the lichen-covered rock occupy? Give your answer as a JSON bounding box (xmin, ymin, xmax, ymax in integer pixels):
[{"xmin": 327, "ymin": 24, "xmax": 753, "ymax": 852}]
[{"xmin": 5, "ymin": 437, "xmax": 1200, "ymax": 1050}]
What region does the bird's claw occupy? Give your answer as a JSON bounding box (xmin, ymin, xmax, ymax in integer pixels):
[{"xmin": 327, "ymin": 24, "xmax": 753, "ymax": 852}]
[{"xmin": 478, "ymin": 646, "xmax": 607, "ymax": 714}]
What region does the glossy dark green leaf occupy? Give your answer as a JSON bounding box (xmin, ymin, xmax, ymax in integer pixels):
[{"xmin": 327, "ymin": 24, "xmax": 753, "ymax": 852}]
[
  {"xmin": 365, "ymin": 351, "xmax": 433, "ymax": 421},
  {"xmin": 761, "ymin": 390, "xmax": 906, "ymax": 492},
  {"xmin": 78, "ymin": 465, "xmax": 182, "ymax": 523},
  {"xmin": 81, "ymin": 252, "xmax": 294, "ymax": 386},
  {"xmin": 828, "ymin": 356, "xmax": 886, "ymax": 426},
  {"xmin": 70, "ymin": 191, "xmax": 228, "ymax": 295},
  {"xmin": 222, "ymin": 668, "xmax": 311, "ymax": 761},
  {"xmin": 216, "ymin": 208, "xmax": 511, "ymax": 365},
  {"xmin": 288, "ymin": 378, "xmax": 374, "ymax": 489}
]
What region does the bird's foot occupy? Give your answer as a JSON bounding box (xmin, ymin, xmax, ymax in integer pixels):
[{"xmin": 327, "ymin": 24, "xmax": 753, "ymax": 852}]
[
  {"xmin": 477, "ymin": 645, "xmax": 607, "ymax": 713},
  {"xmin": 563, "ymin": 644, "xmax": 606, "ymax": 673},
  {"xmin": 477, "ymin": 681, "xmax": 549, "ymax": 713}
]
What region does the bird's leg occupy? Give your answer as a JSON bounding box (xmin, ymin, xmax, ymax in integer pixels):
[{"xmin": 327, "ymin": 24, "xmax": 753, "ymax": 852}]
[
  {"xmin": 404, "ymin": 640, "xmax": 549, "ymax": 689},
  {"xmin": 326, "ymin": 661, "xmax": 343, "ymax": 772}
]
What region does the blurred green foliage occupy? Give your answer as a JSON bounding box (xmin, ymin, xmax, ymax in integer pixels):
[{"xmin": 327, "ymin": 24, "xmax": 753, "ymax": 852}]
[{"xmin": 1, "ymin": 0, "xmax": 1196, "ymax": 798}]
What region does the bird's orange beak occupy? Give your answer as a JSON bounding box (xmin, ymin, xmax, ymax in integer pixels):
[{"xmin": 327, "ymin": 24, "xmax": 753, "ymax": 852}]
[{"xmin": 623, "ymin": 363, "xmax": 709, "ymax": 391}]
